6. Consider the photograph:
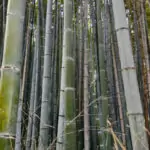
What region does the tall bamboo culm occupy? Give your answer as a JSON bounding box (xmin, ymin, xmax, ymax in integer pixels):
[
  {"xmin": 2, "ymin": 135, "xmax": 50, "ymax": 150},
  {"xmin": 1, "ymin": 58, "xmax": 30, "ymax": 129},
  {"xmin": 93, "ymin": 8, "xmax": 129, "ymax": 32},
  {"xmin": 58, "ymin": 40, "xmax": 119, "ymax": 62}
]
[
  {"xmin": 38, "ymin": 0, "xmax": 52, "ymax": 149},
  {"xmin": 0, "ymin": 0, "xmax": 26, "ymax": 149},
  {"xmin": 56, "ymin": 0, "xmax": 77, "ymax": 150},
  {"xmin": 83, "ymin": 0, "xmax": 90, "ymax": 149},
  {"xmin": 111, "ymin": 0, "xmax": 148, "ymax": 149}
]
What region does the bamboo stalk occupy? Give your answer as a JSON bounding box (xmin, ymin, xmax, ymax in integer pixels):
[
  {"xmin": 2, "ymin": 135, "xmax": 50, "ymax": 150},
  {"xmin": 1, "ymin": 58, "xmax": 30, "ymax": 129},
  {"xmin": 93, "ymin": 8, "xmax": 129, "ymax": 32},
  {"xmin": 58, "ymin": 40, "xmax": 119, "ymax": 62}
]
[
  {"xmin": 38, "ymin": 0, "xmax": 52, "ymax": 149},
  {"xmin": 56, "ymin": 0, "xmax": 77, "ymax": 149},
  {"xmin": 0, "ymin": 0, "xmax": 26, "ymax": 149},
  {"xmin": 83, "ymin": 0, "xmax": 90, "ymax": 149},
  {"xmin": 111, "ymin": 0, "xmax": 149, "ymax": 149}
]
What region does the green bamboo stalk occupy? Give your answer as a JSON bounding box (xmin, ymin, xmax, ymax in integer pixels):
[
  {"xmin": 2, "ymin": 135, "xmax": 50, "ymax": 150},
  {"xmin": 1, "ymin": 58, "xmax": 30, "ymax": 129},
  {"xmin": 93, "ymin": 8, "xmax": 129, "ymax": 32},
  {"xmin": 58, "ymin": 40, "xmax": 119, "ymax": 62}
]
[
  {"xmin": 25, "ymin": 37, "xmax": 37, "ymax": 150},
  {"xmin": 2, "ymin": 0, "xmax": 7, "ymax": 33},
  {"xmin": 38, "ymin": 0, "xmax": 52, "ymax": 149},
  {"xmin": 88, "ymin": 24, "xmax": 98, "ymax": 150},
  {"xmin": 83, "ymin": 0, "xmax": 90, "ymax": 149},
  {"xmin": 15, "ymin": 3, "xmax": 35, "ymax": 149},
  {"xmin": 0, "ymin": 0, "xmax": 3, "ymax": 65},
  {"xmin": 96, "ymin": 0, "xmax": 109, "ymax": 149},
  {"xmin": 0, "ymin": 0, "xmax": 26, "ymax": 149},
  {"xmin": 78, "ymin": 2, "xmax": 84, "ymax": 150},
  {"xmin": 52, "ymin": 1, "xmax": 60, "ymax": 145},
  {"xmin": 31, "ymin": 0, "xmax": 42, "ymax": 149},
  {"xmin": 56, "ymin": 0, "xmax": 77, "ymax": 149}
]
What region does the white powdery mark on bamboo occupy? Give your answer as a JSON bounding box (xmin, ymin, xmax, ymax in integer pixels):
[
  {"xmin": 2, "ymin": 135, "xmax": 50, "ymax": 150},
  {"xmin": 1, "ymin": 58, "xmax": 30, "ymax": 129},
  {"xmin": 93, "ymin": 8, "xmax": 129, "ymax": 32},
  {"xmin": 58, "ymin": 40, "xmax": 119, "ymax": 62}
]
[
  {"xmin": 0, "ymin": 65, "xmax": 20, "ymax": 73},
  {"xmin": 64, "ymin": 28, "xmax": 72, "ymax": 32},
  {"xmin": 7, "ymin": 12, "xmax": 25, "ymax": 21},
  {"xmin": 65, "ymin": 56, "xmax": 75, "ymax": 62},
  {"xmin": 65, "ymin": 87, "xmax": 75, "ymax": 91}
]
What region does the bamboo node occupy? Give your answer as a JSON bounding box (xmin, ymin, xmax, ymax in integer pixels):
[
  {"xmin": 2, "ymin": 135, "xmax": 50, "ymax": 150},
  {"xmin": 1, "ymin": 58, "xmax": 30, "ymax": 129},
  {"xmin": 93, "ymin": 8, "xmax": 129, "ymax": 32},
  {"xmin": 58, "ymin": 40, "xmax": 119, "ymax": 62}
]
[
  {"xmin": 121, "ymin": 66, "xmax": 136, "ymax": 71},
  {"xmin": 127, "ymin": 112, "xmax": 143, "ymax": 116},
  {"xmin": 115, "ymin": 27, "xmax": 129, "ymax": 32},
  {"xmin": 59, "ymin": 114, "xmax": 65, "ymax": 117},
  {"xmin": 64, "ymin": 28, "xmax": 72, "ymax": 32},
  {"xmin": 0, "ymin": 65, "xmax": 20, "ymax": 73},
  {"xmin": 60, "ymin": 89, "xmax": 65, "ymax": 92},
  {"xmin": 0, "ymin": 132, "xmax": 15, "ymax": 139},
  {"xmin": 65, "ymin": 56, "xmax": 75, "ymax": 62},
  {"xmin": 57, "ymin": 141, "xmax": 63, "ymax": 144},
  {"xmin": 65, "ymin": 87, "xmax": 75, "ymax": 91}
]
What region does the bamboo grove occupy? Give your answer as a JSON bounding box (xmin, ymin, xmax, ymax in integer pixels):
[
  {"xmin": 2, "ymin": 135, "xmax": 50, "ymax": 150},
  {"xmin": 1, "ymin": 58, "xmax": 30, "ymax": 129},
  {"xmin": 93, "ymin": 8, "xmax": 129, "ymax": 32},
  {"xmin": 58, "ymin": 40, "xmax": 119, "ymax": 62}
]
[{"xmin": 1, "ymin": 0, "xmax": 150, "ymax": 149}]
